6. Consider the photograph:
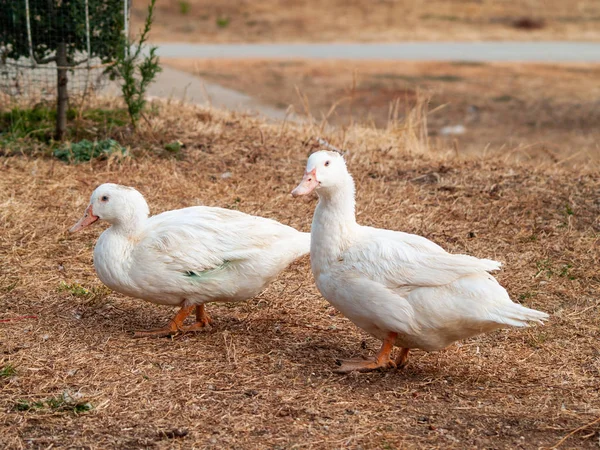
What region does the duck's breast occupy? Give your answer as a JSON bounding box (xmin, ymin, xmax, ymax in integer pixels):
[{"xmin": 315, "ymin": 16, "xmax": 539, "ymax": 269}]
[
  {"xmin": 93, "ymin": 231, "xmax": 135, "ymax": 294},
  {"xmin": 314, "ymin": 259, "xmax": 419, "ymax": 342},
  {"xmin": 93, "ymin": 230, "xmax": 182, "ymax": 304}
]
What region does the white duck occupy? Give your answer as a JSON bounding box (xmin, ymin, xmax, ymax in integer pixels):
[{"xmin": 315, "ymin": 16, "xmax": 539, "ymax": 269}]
[
  {"xmin": 292, "ymin": 151, "xmax": 548, "ymax": 373},
  {"xmin": 71, "ymin": 183, "xmax": 310, "ymax": 338}
]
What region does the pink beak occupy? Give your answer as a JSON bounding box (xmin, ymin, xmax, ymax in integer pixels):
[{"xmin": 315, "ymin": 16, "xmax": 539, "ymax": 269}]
[
  {"xmin": 292, "ymin": 169, "xmax": 319, "ymax": 197},
  {"xmin": 70, "ymin": 205, "xmax": 99, "ymax": 232}
]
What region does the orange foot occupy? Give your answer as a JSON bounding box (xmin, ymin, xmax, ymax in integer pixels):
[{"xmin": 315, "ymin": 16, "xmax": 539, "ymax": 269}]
[
  {"xmin": 334, "ymin": 332, "xmax": 397, "ymax": 374},
  {"xmin": 195, "ymin": 304, "xmax": 213, "ymax": 327},
  {"xmin": 133, "ymin": 304, "xmax": 212, "ymax": 338},
  {"xmin": 395, "ymin": 348, "xmax": 410, "ymax": 369},
  {"xmin": 335, "ymin": 356, "xmax": 396, "ymax": 373}
]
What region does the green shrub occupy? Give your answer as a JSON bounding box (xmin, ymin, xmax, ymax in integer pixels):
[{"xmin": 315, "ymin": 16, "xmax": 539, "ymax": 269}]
[
  {"xmin": 109, "ymin": 0, "xmax": 162, "ymax": 129},
  {"xmin": 216, "ymin": 16, "xmax": 230, "ymax": 28},
  {"xmin": 179, "ymin": 1, "xmax": 190, "ymax": 15},
  {"xmin": 164, "ymin": 140, "xmax": 183, "ymax": 154},
  {"xmin": 0, "ymin": 105, "xmax": 55, "ymax": 142},
  {"xmin": 53, "ymin": 139, "xmax": 127, "ymax": 163}
]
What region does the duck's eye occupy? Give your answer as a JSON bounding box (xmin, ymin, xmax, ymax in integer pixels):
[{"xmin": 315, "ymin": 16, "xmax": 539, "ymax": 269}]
[
  {"xmin": 101, "ymin": 195, "xmax": 109, "ymax": 202},
  {"xmin": 324, "ymin": 161, "xmax": 330, "ymax": 167}
]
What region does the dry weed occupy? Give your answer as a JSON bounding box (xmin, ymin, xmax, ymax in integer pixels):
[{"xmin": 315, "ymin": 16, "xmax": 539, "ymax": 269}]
[
  {"xmin": 133, "ymin": 0, "xmax": 600, "ymax": 43},
  {"xmin": 1, "ymin": 99, "xmax": 599, "ymax": 448}
]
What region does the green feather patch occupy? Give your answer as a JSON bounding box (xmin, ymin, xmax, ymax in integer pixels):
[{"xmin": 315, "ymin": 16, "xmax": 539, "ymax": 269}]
[{"xmin": 183, "ymin": 260, "xmax": 232, "ymax": 280}]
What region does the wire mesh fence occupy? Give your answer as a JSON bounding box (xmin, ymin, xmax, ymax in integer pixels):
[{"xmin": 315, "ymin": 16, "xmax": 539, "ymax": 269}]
[{"xmin": 0, "ymin": 0, "xmax": 129, "ymax": 101}]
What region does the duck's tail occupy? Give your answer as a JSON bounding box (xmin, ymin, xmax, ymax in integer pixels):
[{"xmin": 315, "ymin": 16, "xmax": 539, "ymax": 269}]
[
  {"xmin": 293, "ymin": 232, "xmax": 311, "ymax": 259},
  {"xmin": 479, "ymin": 258, "xmax": 503, "ymax": 272},
  {"xmin": 495, "ymin": 301, "xmax": 549, "ymax": 327},
  {"xmin": 456, "ymin": 255, "xmax": 502, "ymax": 273}
]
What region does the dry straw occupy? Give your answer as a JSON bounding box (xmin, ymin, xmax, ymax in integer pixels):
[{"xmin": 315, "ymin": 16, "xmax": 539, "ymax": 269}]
[{"xmin": 0, "ymin": 98, "xmax": 599, "ymax": 448}]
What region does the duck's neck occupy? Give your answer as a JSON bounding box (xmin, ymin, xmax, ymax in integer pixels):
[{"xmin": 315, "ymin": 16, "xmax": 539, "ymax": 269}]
[
  {"xmin": 311, "ymin": 175, "xmax": 359, "ymax": 266},
  {"xmin": 108, "ymin": 209, "xmax": 147, "ymax": 238}
]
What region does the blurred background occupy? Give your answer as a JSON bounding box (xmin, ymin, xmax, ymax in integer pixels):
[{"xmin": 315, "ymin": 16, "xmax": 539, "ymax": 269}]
[
  {"xmin": 128, "ymin": 0, "xmax": 600, "ymax": 166},
  {"xmin": 132, "ymin": 0, "xmax": 600, "ymax": 42},
  {"xmin": 1, "ymin": 4, "xmax": 598, "ymax": 448}
]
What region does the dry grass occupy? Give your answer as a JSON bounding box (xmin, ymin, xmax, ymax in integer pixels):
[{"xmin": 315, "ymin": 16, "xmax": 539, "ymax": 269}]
[
  {"xmin": 131, "ymin": 0, "xmax": 600, "ymax": 43},
  {"xmin": 1, "ymin": 98, "xmax": 600, "ymax": 448},
  {"xmin": 165, "ymin": 58, "xmax": 600, "ymax": 167}
]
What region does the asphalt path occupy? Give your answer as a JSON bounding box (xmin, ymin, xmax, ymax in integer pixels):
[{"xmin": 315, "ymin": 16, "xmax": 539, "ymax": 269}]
[
  {"xmin": 102, "ymin": 65, "xmax": 291, "ymax": 121},
  {"xmin": 155, "ymin": 41, "xmax": 600, "ymax": 62}
]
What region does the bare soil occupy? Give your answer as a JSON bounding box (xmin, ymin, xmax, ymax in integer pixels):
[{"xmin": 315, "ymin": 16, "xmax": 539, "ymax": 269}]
[
  {"xmin": 1, "ymin": 100, "xmax": 599, "ymax": 448},
  {"xmin": 131, "ymin": 0, "xmax": 600, "ymax": 43}
]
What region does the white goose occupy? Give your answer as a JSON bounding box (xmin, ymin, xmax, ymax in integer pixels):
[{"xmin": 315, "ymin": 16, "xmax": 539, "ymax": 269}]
[
  {"xmin": 71, "ymin": 183, "xmax": 310, "ymax": 337},
  {"xmin": 292, "ymin": 151, "xmax": 548, "ymax": 373}
]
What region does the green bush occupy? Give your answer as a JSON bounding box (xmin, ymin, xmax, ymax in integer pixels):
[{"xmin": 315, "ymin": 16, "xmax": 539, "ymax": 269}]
[
  {"xmin": 216, "ymin": 16, "xmax": 230, "ymax": 28},
  {"xmin": 109, "ymin": 0, "xmax": 161, "ymax": 129},
  {"xmin": 179, "ymin": 1, "xmax": 190, "ymax": 15},
  {"xmin": 53, "ymin": 139, "xmax": 127, "ymax": 163}
]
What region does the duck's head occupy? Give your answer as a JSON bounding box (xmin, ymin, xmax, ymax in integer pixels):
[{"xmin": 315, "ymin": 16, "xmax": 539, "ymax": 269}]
[
  {"xmin": 291, "ymin": 150, "xmax": 349, "ymax": 197},
  {"xmin": 70, "ymin": 183, "xmax": 150, "ymax": 232}
]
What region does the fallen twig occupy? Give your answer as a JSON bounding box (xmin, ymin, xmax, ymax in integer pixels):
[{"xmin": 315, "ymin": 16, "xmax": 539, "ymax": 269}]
[{"xmin": 550, "ymin": 416, "xmax": 600, "ymax": 448}]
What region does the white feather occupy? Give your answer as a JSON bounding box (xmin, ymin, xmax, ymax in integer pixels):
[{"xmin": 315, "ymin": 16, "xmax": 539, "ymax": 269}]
[
  {"xmin": 84, "ymin": 184, "xmax": 310, "ymax": 308},
  {"xmin": 301, "ymin": 151, "xmax": 548, "ymax": 352}
]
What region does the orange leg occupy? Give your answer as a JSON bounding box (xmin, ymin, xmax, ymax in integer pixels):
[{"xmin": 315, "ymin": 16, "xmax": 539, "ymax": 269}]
[
  {"xmin": 335, "ymin": 332, "xmax": 398, "ymax": 374},
  {"xmin": 174, "ymin": 304, "xmax": 214, "ymax": 333},
  {"xmin": 395, "ymin": 348, "xmax": 410, "ymax": 369},
  {"xmin": 195, "ymin": 304, "xmax": 212, "ymax": 327},
  {"xmin": 133, "ymin": 304, "xmax": 209, "ymax": 338}
]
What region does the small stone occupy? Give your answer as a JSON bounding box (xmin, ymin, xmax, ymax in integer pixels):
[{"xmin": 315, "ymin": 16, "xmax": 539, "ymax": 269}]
[
  {"xmin": 62, "ymin": 390, "xmax": 83, "ymax": 404},
  {"xmin": 440, "ymin": 125, "xmax": 466, "ymax": 136}
]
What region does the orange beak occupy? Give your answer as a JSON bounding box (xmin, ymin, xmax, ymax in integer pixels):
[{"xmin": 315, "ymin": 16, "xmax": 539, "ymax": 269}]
[
  {"xmin": 70, "ymin": 205, "xmax": 99, "ymax": 232},
  {"xmin": 291, "ymin": 169, "xmax": 318, "ymax": 197}
]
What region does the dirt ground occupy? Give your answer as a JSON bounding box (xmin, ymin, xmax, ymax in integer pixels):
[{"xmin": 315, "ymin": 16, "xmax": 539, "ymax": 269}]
[
  {"xmin": 1, "ymin": 100, "xmax": 599, "ymax": 448},
  {"xmin": 131, "ymin": 0, "xmax": 600, "ymax": 43},
  {"xmin": 164, "ymin": 58, "xmax": 600, "ymax": 166}
]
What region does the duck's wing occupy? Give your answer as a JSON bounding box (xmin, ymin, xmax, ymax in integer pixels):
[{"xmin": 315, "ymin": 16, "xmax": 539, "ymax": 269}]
[
  {"xmin": 344, "ymin": 226, "xmax": 501, "ymax": 289},
  {"xmin": 132, "ymin": 206, "xmax": 305, "ymax": 281}
]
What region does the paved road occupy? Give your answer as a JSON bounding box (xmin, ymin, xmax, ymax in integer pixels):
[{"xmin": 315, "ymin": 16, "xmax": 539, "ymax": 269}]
[
  {"xmin": 156, "ymin": 42, "xmax": 600, "ymax": 63},
  {"xmin": 146, "ymin": 66, "xmax": 291, "ymax": 121},
  {"xmin": 103, "ymin": 65, "xmax": 292, "ymax": 121}
]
